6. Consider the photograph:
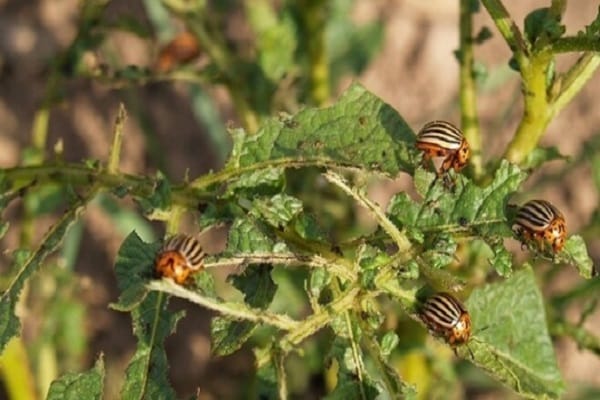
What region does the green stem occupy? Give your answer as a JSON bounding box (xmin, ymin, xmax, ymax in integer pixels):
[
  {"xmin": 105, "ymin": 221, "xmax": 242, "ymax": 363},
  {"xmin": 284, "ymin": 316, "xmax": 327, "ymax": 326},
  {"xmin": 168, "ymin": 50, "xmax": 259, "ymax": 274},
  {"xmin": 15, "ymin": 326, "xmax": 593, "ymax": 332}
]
[
  {"xmin": 206, "ymin": 252, "xmax": 356, "ymax": 282},
  {"xmin": 280, "ymin": 287, "xmax": 360, "ymax": 353},
  {"xmin": 503, "ymin": 49, "xmax": 553, "ymax": 164},
  {"xmin": 108, "ymin": 104, "xmax": 127, "ymax": 174},
  {"xmin": 2, "ymin": 164, "xmax": 213, "ymax": 208},
  {"xmin": 322, "ymin": 171, "xmax": 412, "ymax": 254},
  {"xmin": 299, "ymin": 0, "xmax": 330, "ymax": 105},
  {"xmin": 459, "ymin": 0, "xmax": 483, "ymax": 178},
  {"xmin": 550, "ymin": 36, "xmax": 600, "ymax": 53},
  {"xmin": 552, "ymin": 53, "xmax": 600, "ymax": 112},
  {"xmin": 480, "ymin": 0, "xmax": 529, "ymax": 59},
  {"xmin": 147, "ymin": 279, "xmax": 300, "ymax": 330}
]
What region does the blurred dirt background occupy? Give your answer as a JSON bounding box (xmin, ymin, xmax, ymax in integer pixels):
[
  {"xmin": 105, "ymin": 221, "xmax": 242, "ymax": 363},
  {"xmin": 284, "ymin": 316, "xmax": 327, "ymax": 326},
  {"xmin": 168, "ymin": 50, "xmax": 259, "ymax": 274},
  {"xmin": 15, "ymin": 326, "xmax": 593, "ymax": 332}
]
[{"xmin": 1, "ymin": 0, "xmax": 599, "ymax": 398}]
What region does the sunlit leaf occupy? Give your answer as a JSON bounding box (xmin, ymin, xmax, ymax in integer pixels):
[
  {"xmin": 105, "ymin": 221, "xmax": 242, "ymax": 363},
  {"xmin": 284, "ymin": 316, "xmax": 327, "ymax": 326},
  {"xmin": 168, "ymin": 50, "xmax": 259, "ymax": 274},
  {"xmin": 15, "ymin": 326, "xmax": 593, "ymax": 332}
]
[{"xmin": 465, "ymin": 267, "xmax": 565, "ymax": 399}]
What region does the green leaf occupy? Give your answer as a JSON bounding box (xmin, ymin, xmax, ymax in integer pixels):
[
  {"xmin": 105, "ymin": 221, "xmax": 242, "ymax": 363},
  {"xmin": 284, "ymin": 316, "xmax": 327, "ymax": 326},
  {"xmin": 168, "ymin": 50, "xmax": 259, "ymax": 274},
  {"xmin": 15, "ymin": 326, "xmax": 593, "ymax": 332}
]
[
  {"xmin": 135, "ymin": 172, "xmax": 171, "ymax": 215},
  {"xmin": 555, "ymin": 235, "xmax": 594, "ymax": 279},
  {"xmin": 112, "ymin": 232, "xmax": 180, "ymax": 398},
  {"xmin": 247, "ymin": 1, "xmax": 296, "ymax": 82},
  {"xmin": 521, "ymin": 146, "xmax": 569, "ymax": 170},
  {"xmin": 524, "ymin": 7, "xmax": 565, "ymax": 44},
  {"xmin": 250, "ymin": 194, "xmax": 304, "ymax": 227},
  {"xmin": 388, "ymin": 161, "xmax": 527, "ymax": 275},
  {"xmin": 0, "ymin": 192, "xmax": 94, "ymax": 352},
  {"xmin": 380, "ymin": 331, "xmax": 399, "ymax": 358},
  {"xmin": 211, "ymin": 265, "xmax": 277, "ymax": 356},
  {"xmin": 465, "ymin": 267, "xmax": 565, "ymax": 399},
  {"xmin": 224, "ymin": 167, "xmax": 285, "ymax": 197},
  {"xmin": 120, "ymin": 292, "xmax": 182, "ymax": 399},
  {"xmin": 234, "ymin": 83, "xmax": 416, "ymax": 176},
  {"xmin": 47, "ymin": 354, "xmax": 104, "ymax": 400},
  {"xmin": 111, "ymin": 231, "xmax": 159, "ymax": 310},
  {"xmin": 225, "ymin": 218, "xmax": 279, "ymax": 254}
]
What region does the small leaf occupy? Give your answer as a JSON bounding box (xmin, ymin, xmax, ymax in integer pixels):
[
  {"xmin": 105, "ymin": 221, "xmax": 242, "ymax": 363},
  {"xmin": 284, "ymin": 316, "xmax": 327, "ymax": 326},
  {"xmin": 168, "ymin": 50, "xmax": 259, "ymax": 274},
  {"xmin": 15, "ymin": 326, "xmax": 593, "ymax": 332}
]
[
  {"xmin": 465, "ymin": 267, "xmax": 565, "ymax": 399},
  {"xmin": 135, "ymin": 172, "xmax": 171, "ymax": 215},
  {"xmin": 250, "ymin": 194, "xmax": 303, "ymax": 227},
  {"xmin": 380, "ymin": 331, "xmax": 399, "ymax": 357},
  {"xmin": 224, "ymin": 167, "xmax": 285, "ymax": 197},
  {"xmin": 47, "ymin": 354, "xmax": 105, "ymax": 400},
  {"xmin": 474, "ymin": 26, "xmax": 493, "ymax": 44},
  {"xmin": 524, "ymin": 7, "xmax": 565, "ymax": 44},
  {"xmin": 556, "ymin": 235, "xmax": 594, "ymax": 279},
  {"xmin": 211, "ymin": 317, "xmax": 256, "ymax": 356},
  {"xmin": 225, "ymin": 218, "xmax": 279, "ymax": 254},
  {"xmin": 111, "ymin": 231, "xmax": 159, "ymax": 310}
]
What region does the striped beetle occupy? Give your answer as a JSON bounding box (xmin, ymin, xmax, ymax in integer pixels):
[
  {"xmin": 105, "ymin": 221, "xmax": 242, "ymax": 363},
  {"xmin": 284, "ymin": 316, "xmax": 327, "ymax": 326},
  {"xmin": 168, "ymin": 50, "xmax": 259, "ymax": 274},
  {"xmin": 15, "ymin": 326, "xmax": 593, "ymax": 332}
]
[
  {"xmin": 416, "ymin": 120, "xmax": 470, "ymax": 175},
  {"xmin": 512, "ymin": 199, "xmax": 567, "ymax": 253},
  {"xmin": 419, "ymin": 292, "xmax": 472, "ymax": 355},
  {"xmin": 155, "ymin": 234, "xmax": 206, "ymax": 284}
]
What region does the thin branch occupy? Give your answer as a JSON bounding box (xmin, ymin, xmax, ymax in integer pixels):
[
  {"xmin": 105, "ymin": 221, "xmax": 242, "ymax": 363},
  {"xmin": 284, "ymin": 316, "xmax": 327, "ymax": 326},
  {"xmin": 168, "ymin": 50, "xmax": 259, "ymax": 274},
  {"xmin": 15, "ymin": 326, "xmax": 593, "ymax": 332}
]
[
  {"xmin": 552, "ymin": 53, "xmax": 600, "ymax": 111},
  {"xmin": 322, "ymin": 171, "xmax": 412, "ymax": 254},
  {"xmin": 108, "ymin": 103, "xmax": 127, "ymax": 174},
  {"xmin": 550, "ymin": 36, "xmax": 600, "ymax": 53},
  {"xmin": 480, "ymin": 0, "xmax": 529, "ymax": 61},
  {"xmin": 147, "ymin": 279, "xmax": 300, "ymax": 331},
  {"xmin": 459, "ymin": 0, "xmax": 483, "ymax": 179}
]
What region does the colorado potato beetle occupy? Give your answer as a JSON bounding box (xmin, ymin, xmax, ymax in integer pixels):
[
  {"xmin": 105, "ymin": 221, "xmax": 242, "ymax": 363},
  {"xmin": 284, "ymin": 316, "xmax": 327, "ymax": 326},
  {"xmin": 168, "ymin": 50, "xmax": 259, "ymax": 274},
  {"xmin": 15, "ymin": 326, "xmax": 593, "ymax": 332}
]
[
  {"xmin": 512, "ymin": 199, "xmax": 567, "ymax": 253},
  {"xmin": 419, "ymin": 292, "xmax": 472, "ymax": 354},
  {"xmin": 155, "ymin": 234, "xmax": 206, "ymax": 284},
  {"xmin": 416, "ymin": 120, "xmax": 470, "ymax": 175}
]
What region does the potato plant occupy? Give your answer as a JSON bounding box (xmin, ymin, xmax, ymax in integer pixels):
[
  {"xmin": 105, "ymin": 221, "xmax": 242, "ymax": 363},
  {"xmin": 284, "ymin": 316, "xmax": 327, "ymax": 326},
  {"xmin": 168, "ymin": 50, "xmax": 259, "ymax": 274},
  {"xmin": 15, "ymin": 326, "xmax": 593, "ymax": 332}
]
[{"xmin": 1, "ymin": 1, "xmax": 599, "ymax": 399}]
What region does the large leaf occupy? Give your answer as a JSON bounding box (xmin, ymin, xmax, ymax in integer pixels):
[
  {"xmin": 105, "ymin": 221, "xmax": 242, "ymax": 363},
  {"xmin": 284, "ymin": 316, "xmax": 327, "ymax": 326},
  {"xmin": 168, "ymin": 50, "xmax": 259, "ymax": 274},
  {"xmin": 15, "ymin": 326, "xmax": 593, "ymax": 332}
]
[
  {"xmin": 111, "ymin": 232, "xmax": 181, "ymax": 398},
  {"xmin": 464, "ymin": 267, "xmax": 564, "ymax": 399},
  {"xmin": 230, "ymin": 83, "xmax": 416, "ymax": 176},
  {"xmin": 0, "ymin": 190, "xmax": 96, "ymax": 352},
  {"xmin": 47, "ymin": 355, "xmax": 104, "ymax": 400}
]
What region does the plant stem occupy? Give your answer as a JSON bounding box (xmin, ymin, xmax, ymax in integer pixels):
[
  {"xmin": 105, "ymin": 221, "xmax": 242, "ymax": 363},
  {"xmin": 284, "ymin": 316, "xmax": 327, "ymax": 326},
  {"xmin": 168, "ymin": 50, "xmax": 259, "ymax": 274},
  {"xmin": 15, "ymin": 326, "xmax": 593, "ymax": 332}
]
[
  {"xmin": 480, "ymin": 0, "xmax": 529, "ymax": 59},
  {"xmin": 503, "ymin": 49, "xmax": 553, "ymax": 164},
  {"xmin": 108, "ymin": 104, "xmax": 127, "ymax": 174},
  {"xmin": 206, "ymin": 252, "xmax": 357, "ymax": 282},
  {"xmin": 2, "ymin": 164, "xmax": 213, "ymax": 208},
  {"xmin": 322, "ymin": 171, "xmax": 412, "ymax": 254},
  {"xmin": 147, "ymin": 279, "xmax": 300, "ymax": 331},
  {"xmin": 299, "ymin": 0, "xmax": 330, "ymax": 105},
  {"xmin": 550, "ymin": 36, "xmax": 600, "ymax": 53},
  {"xmin": 459, "ymin": 0, "xmax": 483, "ymax": 179},
  {"xmin": 280, "ymin": 287, "xmax": 360, "ymax": 352},
  {"xmin": 552, "ymin": 53, "xmax": 600, "ymax": 112}
]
